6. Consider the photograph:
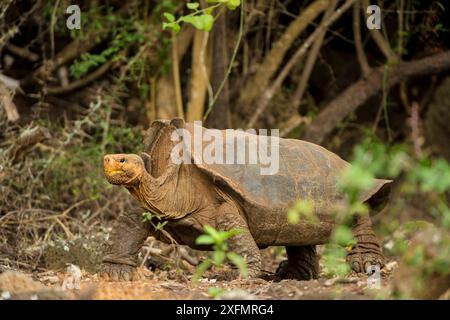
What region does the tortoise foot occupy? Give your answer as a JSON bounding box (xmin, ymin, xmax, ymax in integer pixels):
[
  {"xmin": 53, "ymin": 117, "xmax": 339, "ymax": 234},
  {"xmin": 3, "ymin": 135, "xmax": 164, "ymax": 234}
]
[
  {"xmin": 275, "ymin": 245, "xmax": 319, "ymax": 280},
  {"xmin": 347, "ymin": 215, "xmax": 385, "ymax": 273},
  {"xmin": 346, "ymin": 246, "xmax": 385, "ymax": 273},
  {"xmin": 98, "ymin": 262, "xmax": 142, "ymax": 282},
  {"xmin": 214, "ymin": 267, "xmax": 261, "ymax": 281}
]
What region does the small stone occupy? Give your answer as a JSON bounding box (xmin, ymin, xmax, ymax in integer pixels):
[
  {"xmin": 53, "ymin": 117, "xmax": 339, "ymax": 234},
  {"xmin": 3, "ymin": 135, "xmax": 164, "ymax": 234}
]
[
  {"xmin": 1, "ymin": 291, "xmax": 11, "ymax": 300},
  {"xmin": 383, "ymin": 261, "xmax": 398, "ymax": 272},
  {"xmin": 324, "ymin": 279, "xmax": 336, "ymax": 287}
]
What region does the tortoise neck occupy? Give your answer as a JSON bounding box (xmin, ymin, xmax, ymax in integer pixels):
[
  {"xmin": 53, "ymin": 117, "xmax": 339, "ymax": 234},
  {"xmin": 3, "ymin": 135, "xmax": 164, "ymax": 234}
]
[{"xmin": 129, "ymin": 164, "xmax": 194, "ymax": 220}]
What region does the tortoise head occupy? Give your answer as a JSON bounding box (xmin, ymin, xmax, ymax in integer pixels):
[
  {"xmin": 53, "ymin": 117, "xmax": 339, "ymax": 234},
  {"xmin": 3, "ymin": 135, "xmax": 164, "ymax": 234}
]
[{"xmin": 103, "ymin": 153, "xmax": 145, "ymax": 186}]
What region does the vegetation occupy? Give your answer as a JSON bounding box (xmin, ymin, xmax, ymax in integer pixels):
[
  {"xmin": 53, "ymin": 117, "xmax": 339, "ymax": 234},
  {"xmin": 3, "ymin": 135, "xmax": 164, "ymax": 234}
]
[{"xmin": 0, "ymin": 0, "xmax": 449, "ymax": 300}]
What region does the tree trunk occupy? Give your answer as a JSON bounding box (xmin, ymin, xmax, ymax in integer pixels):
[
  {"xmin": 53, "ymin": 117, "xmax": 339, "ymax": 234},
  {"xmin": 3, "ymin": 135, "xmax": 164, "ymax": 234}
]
[
  {"xmin": 186, "ymin": 30, "xmax": 210, "ymax": 122},
  {"xmin": 206, "ymin": 9, "xmax": 231, "ymax": 129}
]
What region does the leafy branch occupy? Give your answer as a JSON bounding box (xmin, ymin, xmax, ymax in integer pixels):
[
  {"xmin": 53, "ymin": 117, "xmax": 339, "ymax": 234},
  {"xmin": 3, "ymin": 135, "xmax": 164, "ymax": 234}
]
[
  {"xmin": 162, "ymin": 0, "xmax": 240, "ymax": 33},
  {"xmin": 192, "ymin": 225, "xmax": 247, "ymax": 284}
]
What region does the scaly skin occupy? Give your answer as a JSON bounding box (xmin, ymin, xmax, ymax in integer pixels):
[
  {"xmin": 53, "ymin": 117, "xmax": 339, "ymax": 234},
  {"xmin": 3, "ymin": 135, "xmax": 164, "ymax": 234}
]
[
  {"xmin": 346, "ymin": 214, "xmax": 385, "ymax": 273},
  {"xmin": 276, "ymin": 246, "xmax": 319, "ymax": 280},
  {"xmin": 215, "ymin": 201, "xmax": 262, "ymax": 279},
  {"xmin": 100, "ymin": 119, "xmax": 388, "ymax": 281},
  {"xmin": 99, "ymin": 202, "xmax": 150, "ymax": 281}
]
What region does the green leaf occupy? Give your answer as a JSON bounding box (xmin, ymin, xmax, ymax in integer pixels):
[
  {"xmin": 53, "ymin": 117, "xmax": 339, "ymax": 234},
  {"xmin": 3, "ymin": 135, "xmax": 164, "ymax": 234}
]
[
  {"xmin": 172, "ymin": 23, "xmax": 181, "ymax": 33},
  {"xmin": 163, "ymin": 12, "xmax": 175, "ymax": 22},
  {"xmin": 213, "ymin": 250, "xmax": 226, "ymax": 265},
  {"xmin": 333, "ymin": 225, "xmax": 356, "ymax": 247},
  {"xmin": 203, "ymin": 225, "xmax": 221, "ymax": 242},
  {"xmin": 192, "ymin": 260, "xmax": 212, "ymax": 284},
  {"xmin": 208, "ymin": 287, "xmax": 224, "ymax": 298},
  {"xmin": 322, "ymin": 244, "xmax": 351, "ymax": 277},
  {"xmin": 187, "ymin": 2, "xmax": 200, "ymax": 10},
  {"xmin": 227, "ymin": 252, "xmax": 248, "ymax": 278},
  {"xmin": 163, "ymin": 21, "xmax": 181, "ymax": 33},
  {"xmin": 196, "ymin": 234, "xmax": 215, "ymax": 245},
  {"xmin": 222, "ymin": 228, "xmax": 243, "ymax": 240},
  {"xmin": 199, "ymin": 14, "xmax": 214, "ymax": 31},
  {"xmin": 226, "ymin": 0, "xmax": 241, "ymax": 10},
  {"xmin": 155, "ymin": 221, "xmax": 168, "ymax": 230},
  {"xmin": 182, "ymin": 14, "xmax": 214, "ymax": 32}
]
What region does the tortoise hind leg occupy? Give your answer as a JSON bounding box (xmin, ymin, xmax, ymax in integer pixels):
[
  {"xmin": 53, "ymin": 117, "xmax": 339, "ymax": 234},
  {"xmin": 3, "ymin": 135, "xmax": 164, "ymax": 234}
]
[
  {"xmin": 346, "ymin": 214, "xmax": 385, "ymax": 273},
  {"xmin": 275, "ymin": 245, "xmax": 319, "ymax": 280}
]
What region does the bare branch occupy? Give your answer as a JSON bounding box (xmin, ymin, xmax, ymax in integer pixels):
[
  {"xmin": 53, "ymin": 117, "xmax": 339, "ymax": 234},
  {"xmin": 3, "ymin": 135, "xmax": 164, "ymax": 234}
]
[
  {"xmin": 353, "ymin": 1, "xmax": 370, "ymax": 77},
  {"xmin": 247, "ymin": 0, "xmax": 357, "ymax": 128},
  {"xmin": 303, "ymin": 51, "xmax": 450, "ymax": 144}
]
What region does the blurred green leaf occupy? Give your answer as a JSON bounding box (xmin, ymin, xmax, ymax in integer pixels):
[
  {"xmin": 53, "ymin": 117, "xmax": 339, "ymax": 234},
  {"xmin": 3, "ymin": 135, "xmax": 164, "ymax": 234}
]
[
  {"xmin": 192, "ymin": 260, "xmax": 212, "ymax": 284},
  {"xmin": 213, "ymin": 250, "xmax": 226, "ymax": 265},
  {"xmin": 163, "ymin": 12, "xmax": 175, "ymax": 22},
  {"xmin": 187, "ymin": 2, "xmax": 200, "ymax": 10},
  {"xmin": 333, "ymin": 225, "xmax": 356, "ymax": 247},
  {"xmin": 227, "ymin": 252, "xmax": 248, "ymax": 278},
  {"xmin": 196, "ymin": 234, "xmax": 215, "ymax": 245}
]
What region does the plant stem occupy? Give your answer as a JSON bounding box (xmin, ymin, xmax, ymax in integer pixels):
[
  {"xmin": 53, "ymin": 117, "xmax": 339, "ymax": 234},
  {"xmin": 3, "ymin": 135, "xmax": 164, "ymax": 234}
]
[{"xmin": 203, "ymin": 0, "xmax": 245, "ymax": 122}]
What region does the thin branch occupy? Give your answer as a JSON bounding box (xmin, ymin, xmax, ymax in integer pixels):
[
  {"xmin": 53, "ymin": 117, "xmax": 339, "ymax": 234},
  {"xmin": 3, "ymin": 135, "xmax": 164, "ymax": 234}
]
[
  {"xmin": 353, "ymin": 1, "xmax": 370, "ymax": 77},
  {"xmin": 247, "ymin": 0, "xmax": 357, "ymax": 128},
  {"xmin": 291, "ymin": 1, "xmax": 338, "ymax": 112},
  {"xmin": 50, "ymin": 0, "xmax": 61, "ymax": 59},
  {"xmin": 203, "ymin": 0, "xmax": 245, "ymax": 121},
  {"xmin": 45, "ymin": 60, "xmax": 114, "ymax": 95},
  {"xmin": 0, "ymin": 83, "xmax": 19, "ymax": 122},
  {"xmin": 362, "ymin": 0, "xmax": 397, "ymax": 62},
  {"xmin": 237, "ymin": 0, "xmax": 331, "ymax": 111},
  {"xmin": 5, "ymin": 43, "xmax": 39, "ymax": 62},
  {"xmin": 303, "ymin": 51, "xmax": 450, "ymax": 144},
  {"xmin": 171, "ymin": 30, "xmax": 184, "ymax": 119}
]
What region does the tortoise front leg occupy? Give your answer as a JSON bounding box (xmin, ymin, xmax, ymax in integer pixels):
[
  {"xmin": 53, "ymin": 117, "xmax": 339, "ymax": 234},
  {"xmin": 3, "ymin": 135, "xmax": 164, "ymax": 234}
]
[
  {"xmin": 216, "ymin": 201, "xmax": 262, "ymax": 279},
  {"xmin": 99, "ymin": 204, "xmax": 150, "ymax": 281}
]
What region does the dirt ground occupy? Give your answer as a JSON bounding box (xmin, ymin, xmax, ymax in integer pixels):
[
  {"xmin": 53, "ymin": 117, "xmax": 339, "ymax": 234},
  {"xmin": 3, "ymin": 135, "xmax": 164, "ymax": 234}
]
[{"xmin": 0, "ymin": 251, "xmax": 397, "ymax": 300}]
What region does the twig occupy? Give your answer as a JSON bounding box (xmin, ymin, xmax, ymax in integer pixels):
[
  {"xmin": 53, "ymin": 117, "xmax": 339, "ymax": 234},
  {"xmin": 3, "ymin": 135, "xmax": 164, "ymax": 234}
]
[
  {"xmin": 291, "ymin": 1, "xmax": 337, "ymax": 111},
  {"xmin": 5, "ymin": 125, "xmax": 50, "ymax": 162},
  {"xmin": 0, "ymin": 83, "xmax": 19, "ymax": 122},
  {"xmin": 362, "ymin": 0, "xmax": 398, "ymax": 62},
  {"xmin": 5, "ymin": 43, "xmax": 39, "ymax": 62},
  {"xmin": 34, "ymin": 96, "xmax": 102, "ymax": 180},
  {"xmin": 408, "ymin": 101, "xmax": 424, "ymax": 158},
  {"xmin": 381, "ymin": 65, "xmax": 392, "ymax": 142},
  {"xmin": 54, "ymin": 217, "xmax": 75, "ymax": 240},
  {"xmin": 0, "ymin": 258, "xmax": 48, "ymax": 272},
  {"xmin": 171, "ymin": 30, "xmax": 184, "ymax": 119},
  {"xmin": 50, "ymin": 0, "xmax": 61, "ymax": 59},
  {"xmin": 247, "ymin": 0, "xmax": 357, "ymax": 128},
  {"xmin": 303, "ymin": 50, "xmax": 450, "ymax": 144},
  {"xmin": 203, "ymin": 0, "xmax": 245, "ymax": 121},
  {"xmin": 353, "ymin": 1, "xmax": 370, "ymax": 78},
  {"xmin": 280, "ymin": 114, "xmax": 311, "ymax": 137},
  {"xmin": 21, "ymin": 3, "xmax": 131, "ymax": 88},
  {"xmin": 45, "ymin": 60, "xmax": 114, "ymax": 95},
  {"xmin": 237, "ymin": 0, "xmax": 330, "ymax": 112},
  {"xmin": 0, "ymin": 200, "xmax": 88, "ymax": 226}
]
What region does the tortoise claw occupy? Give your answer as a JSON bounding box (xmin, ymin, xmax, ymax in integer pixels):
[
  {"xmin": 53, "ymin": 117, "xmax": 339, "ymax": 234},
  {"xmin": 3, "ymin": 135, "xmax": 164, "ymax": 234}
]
[
  {"xmin": 346, "ymin": 248, "xmax": 385, "ymax": 274},
  {"xmin": 98, "ymin": 262, "xmax": 139, "ymax": 282}
]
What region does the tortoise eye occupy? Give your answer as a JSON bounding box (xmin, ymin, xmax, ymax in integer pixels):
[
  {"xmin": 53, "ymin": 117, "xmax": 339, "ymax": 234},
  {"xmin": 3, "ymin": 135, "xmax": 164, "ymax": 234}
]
[{"xmin": 119, "ymin": 158, "xmax": 126, "ymax": 163}]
